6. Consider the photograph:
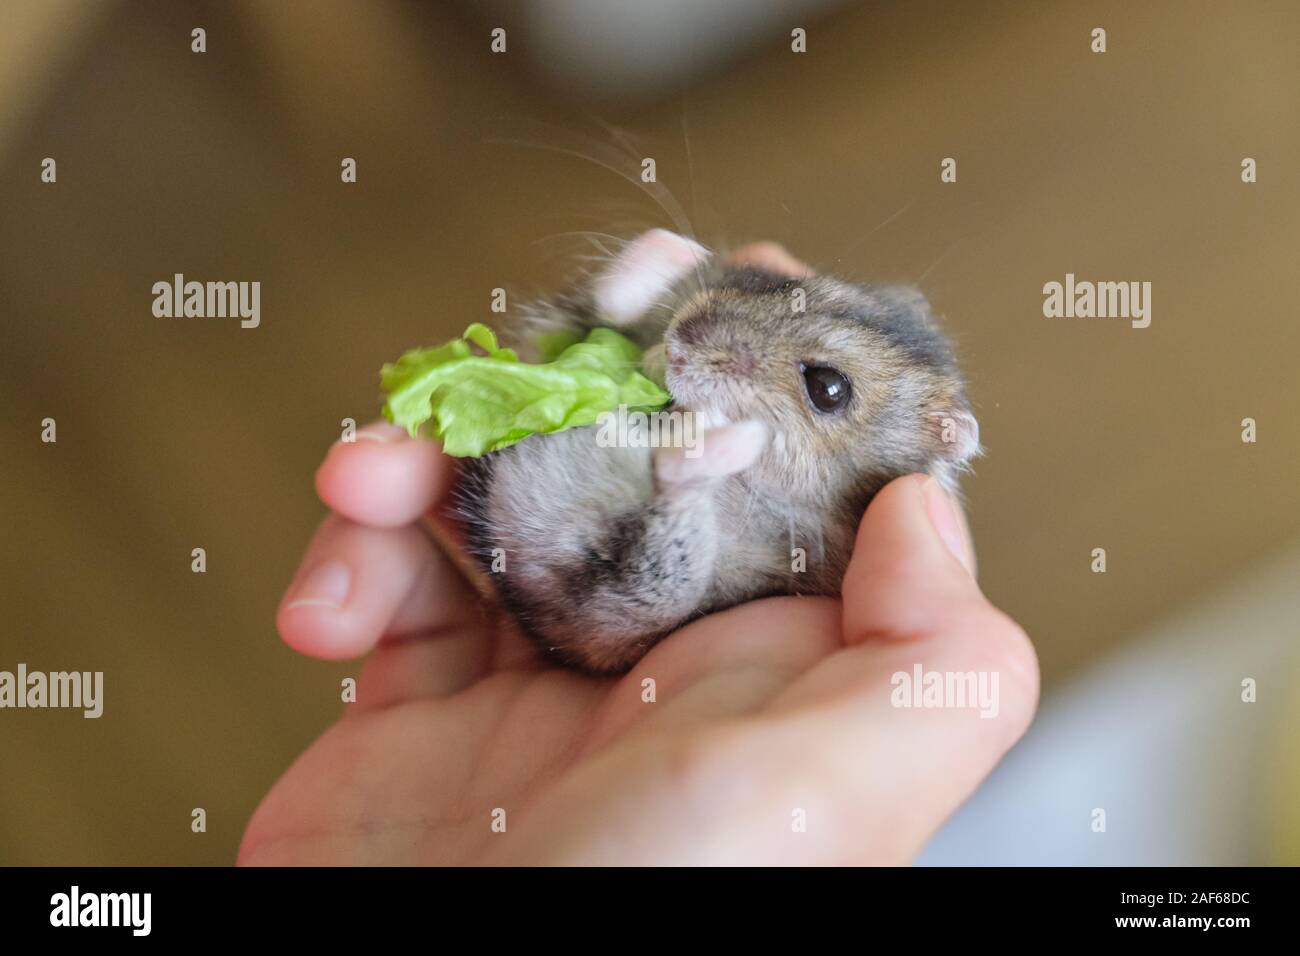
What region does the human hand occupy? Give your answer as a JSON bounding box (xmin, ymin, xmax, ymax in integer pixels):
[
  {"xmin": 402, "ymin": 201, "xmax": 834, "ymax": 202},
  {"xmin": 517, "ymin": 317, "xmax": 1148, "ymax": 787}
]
[{"xmin": 239, "ymin": 245, "xmax": 1038, "ymax": 866}]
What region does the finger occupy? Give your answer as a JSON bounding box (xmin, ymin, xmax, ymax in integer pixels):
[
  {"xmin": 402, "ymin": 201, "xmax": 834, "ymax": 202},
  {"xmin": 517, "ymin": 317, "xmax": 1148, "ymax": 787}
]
[
  {"xmin": 351, "ymin": 612, "xmax": 498, "ymax": 710},
  {"xmin": 950, "ymin": 493, "xmax": 978, "ymax": 578},
  {"xmin": 724, "ymin": 475, "xmax": 1037, "ymax": 863},
  {"xmin": 277, "ymin": 514, "xmax": 487, "ymax": 664},
  {"xmin": 315, "ymin": 420, "xmax": 453, "ymax": 528},
  {"xmin": 727, "ymin": 242, "xmax": 815, "ymax": 277},
  {"xmin": 843, "ymin": 475, "xmax": 981, "ymax": 638}
]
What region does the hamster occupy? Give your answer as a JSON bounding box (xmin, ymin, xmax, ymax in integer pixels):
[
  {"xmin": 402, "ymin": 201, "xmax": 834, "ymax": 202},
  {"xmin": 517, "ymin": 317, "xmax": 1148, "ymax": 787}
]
[{"xmin": 457, "ymin": 229, "xmax": 979, "ymax": 674}]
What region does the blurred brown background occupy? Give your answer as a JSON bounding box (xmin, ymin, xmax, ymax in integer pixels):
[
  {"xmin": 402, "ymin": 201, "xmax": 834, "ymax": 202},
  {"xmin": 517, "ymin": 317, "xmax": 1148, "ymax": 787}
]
[{"xmin": 1, "ymin": 0, "xmax": 1296, "ymax": 864}]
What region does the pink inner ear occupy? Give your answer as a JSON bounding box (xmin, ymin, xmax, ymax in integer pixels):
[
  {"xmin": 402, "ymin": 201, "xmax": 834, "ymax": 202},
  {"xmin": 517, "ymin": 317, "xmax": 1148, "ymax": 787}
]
[{"xmin": 592, "ymin": 229, "xmax": 710, "ymax": 327}]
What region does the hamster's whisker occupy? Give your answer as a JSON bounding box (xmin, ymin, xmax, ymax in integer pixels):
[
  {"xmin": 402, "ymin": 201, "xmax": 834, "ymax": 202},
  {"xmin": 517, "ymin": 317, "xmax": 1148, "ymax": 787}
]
[
  {"xmin": 582, "ymin": 113, "xmax": 643, "ymax": 163},
  {"xmin": 487, "ymin": 131, "xmax": 695, "ymax": 237},
  {"xmin": 530, "ymin": 231, "xmax": 625, "ymax": 263},
  {"xmin": 680, "ymin": 96, "xmax": 699, "ymax": 224},
  {"xmin": 913, "ymin": 237, "xmax": 964, "ymax": 285},
  {"xmin": 830, "ymin": 197, "xmax": 916, "ymax": 267}
]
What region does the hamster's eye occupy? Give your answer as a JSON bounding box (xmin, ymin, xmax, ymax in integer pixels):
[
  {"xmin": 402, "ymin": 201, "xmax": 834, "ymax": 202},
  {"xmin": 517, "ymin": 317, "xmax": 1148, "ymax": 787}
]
[{"xmin": 802, "ymin": 364, "xmax": 852, "ymax": 413}]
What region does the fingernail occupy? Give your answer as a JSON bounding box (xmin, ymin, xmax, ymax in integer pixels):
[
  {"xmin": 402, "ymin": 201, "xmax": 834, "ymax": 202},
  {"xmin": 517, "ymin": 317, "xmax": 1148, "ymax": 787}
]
[
  {"xmin": 355, "ymin": 422, "xmax": 406, "ymax": 443},
  {"xmin": 921, "ymin": 477, "xmax": 973, "ymax": 576},
  {"xmin": 286, "ymin": 560, "xmax": 351, "ymax": 610}
]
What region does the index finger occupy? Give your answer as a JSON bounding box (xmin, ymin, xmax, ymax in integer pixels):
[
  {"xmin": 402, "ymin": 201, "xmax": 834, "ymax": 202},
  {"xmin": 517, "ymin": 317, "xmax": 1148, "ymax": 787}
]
[{"xmin": 316, "ymin": 420, "xmax": 454, "ymax": 528}]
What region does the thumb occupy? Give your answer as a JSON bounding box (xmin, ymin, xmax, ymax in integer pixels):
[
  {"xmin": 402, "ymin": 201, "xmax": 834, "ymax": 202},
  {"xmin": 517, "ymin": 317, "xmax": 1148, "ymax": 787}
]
[
  {"xmin": 741, "ymin": 474, "xmax": 1039, "ymax": 863},
  {"xmin": 842, "ymin": 473, "xmax": 984, "ymax": 645},
  {"xmin": 838, "ymin": 475, "xmax": 1038, "ymax": 739}
]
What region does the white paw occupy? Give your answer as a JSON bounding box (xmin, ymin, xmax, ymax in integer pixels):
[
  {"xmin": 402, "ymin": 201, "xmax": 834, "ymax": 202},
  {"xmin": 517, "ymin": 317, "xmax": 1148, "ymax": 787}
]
[
  {"xmin": 592, "ymin": 229, "xmax": 711, "ymax": 327},
  {"xmin": 654, "ymin": 420, "xmax": 768, "ymax": 487}
]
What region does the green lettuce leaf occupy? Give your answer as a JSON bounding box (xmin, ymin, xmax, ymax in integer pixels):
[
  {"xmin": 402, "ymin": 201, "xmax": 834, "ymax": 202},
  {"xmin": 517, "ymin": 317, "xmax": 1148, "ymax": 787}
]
[{"xmin": 380, "ymin": 323, "xmax": 671, "ymax": 457}]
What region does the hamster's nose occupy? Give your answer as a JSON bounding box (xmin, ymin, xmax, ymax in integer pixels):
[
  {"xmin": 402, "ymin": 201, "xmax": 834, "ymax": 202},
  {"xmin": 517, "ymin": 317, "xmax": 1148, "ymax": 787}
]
[
  {"xmin": 668, "ymin": 338, "xmax": 755, "ymax": 377},
  {"xmin": 714, "ymin": 345, "xmax": 756, "ymax": 375},
  {"xmin": 668, "ymin": 312, "xmax": 756, "ymax": 375}
]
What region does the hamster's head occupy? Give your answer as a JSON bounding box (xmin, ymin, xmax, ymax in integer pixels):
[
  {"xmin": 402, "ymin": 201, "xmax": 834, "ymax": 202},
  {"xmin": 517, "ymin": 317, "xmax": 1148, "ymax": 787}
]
[
  {"xmin": 661, "ymin": 259, "xmax": 979, "ymax": 509},
  {"xmin": 588, "ymin": 229, "xmax": 980, "ymax": 510}
]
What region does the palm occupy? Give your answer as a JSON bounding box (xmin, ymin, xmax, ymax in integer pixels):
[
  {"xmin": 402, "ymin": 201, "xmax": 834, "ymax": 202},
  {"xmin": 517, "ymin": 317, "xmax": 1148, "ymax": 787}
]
[
  {"xmin": 245, "ymin": 501, "xmax": 1035, "ymax": 869},
  {"xmin": 241, "ymin": 594, "xmax": 863, "ymax": 865}
]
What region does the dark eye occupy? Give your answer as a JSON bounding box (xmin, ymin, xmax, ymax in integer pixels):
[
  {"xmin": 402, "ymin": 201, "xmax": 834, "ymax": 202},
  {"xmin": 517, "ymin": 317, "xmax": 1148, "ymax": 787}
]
[{"xmin": 802, "ymin": 364, "xmax": 852, "ymax": 413}]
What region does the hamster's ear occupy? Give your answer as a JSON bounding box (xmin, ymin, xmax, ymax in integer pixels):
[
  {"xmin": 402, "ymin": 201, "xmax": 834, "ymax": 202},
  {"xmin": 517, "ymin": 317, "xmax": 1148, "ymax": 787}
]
[
  {"xmin": 927, "ymin": 407, "xmax": 981, "ymax": 468},
  {"xmin": 877, "ymin": 284, "xmax": 933, "ymax": 317},
  {"xmin": 592, "ymin": 229, "xmax": 711, "ymax": 327},
  {"xmin": 871, "ymin": 284, "xmax": 945, "ymax": 335}
]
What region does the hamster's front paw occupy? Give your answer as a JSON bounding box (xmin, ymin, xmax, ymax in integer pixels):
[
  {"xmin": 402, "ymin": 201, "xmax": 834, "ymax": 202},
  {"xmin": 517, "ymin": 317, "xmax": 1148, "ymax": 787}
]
[{"xmin": 653, "ymin": 420, "xmax": 768, "ymax": 489}]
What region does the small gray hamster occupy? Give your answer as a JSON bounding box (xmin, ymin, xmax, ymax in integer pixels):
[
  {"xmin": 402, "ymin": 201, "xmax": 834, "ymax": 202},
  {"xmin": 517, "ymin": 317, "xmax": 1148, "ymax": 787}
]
[{"xmin": 458, "ymin": 229, "xmax": 979, "ymax": 673}]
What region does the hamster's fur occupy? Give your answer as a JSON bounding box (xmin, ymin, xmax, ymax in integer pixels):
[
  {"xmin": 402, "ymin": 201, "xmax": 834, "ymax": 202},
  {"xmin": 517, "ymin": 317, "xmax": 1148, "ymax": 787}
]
[{"xmin": 458, "ymin": 231, "xmax": 978, "ymax": 673}]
